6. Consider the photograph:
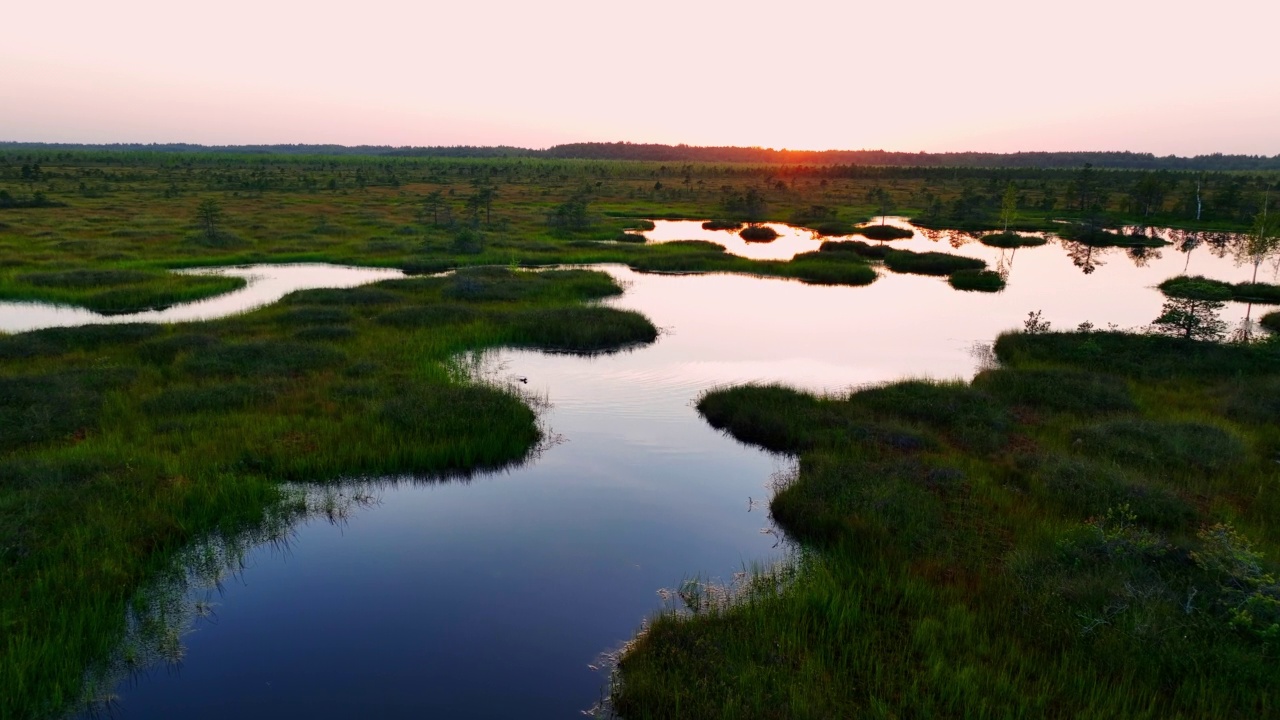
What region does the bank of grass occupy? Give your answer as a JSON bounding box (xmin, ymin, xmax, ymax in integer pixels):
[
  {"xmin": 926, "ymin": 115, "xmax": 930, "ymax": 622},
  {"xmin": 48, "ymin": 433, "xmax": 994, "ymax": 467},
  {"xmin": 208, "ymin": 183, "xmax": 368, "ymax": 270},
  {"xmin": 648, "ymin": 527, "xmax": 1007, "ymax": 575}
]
[
  {"xmin": 1159, "ymin": 275, "xmax": 1280, "ymax": 305},
  {"xmin": 0, "ymin": 267, "xmax": 657, "ymax": 720},
  {"xmin": 0, "ymin": 267, "xmax": 246, "ymax": 314},
  {"xmin": 613, "ymin": 333, "xmax": 1280, "ymax": 719},
  {"xmin": 980, "ymin": 231, "xmax": 1048, "ymax": 248},
  {"xmin": 739, "ymin": 225, "xmax": 779, "ymax": 242},
  {"xmin": 947, "ymin": 269, "xmax": 1005, "ymax": 292},
  {"xmin": 854, "ymin": 224, "xmax": 913, "ymax": 241},
  {"xmin": 1058, "ymin": 223, "xmax": 1168, "ymax": 248}
]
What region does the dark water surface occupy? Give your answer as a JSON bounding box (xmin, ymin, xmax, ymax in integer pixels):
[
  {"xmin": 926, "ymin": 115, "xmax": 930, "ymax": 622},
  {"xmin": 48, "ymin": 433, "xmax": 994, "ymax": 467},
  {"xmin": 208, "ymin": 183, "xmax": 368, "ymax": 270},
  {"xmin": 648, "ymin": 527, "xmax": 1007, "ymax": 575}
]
[{"xmin": 64, "ymin": 222, "xmax": 1275, "ymax": 718}]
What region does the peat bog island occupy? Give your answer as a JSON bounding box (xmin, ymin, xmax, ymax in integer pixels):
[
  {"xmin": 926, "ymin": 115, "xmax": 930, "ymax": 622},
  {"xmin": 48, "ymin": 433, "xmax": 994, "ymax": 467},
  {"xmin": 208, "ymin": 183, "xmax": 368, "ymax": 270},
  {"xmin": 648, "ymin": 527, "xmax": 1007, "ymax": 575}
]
[{"xmin": 3, "ymin": 3, "xmax": 1279, "ymax": 719}]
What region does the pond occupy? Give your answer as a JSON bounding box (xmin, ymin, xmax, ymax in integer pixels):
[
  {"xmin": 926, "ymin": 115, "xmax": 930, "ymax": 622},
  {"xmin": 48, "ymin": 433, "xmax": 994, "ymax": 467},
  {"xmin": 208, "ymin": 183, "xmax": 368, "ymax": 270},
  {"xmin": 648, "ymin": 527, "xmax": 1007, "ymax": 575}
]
[
  {"xmin": 0, "ymin": 263, "xmax": 404, "ymax": 333},
  {"xmin": 60, "ymin": 220, "xmax": 1276, "ymax": 718}
]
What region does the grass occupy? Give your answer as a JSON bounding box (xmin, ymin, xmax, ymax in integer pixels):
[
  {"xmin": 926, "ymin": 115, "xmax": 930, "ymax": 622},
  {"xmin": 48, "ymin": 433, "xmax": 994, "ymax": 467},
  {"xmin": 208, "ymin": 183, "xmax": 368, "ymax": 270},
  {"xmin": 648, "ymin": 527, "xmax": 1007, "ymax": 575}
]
[
  {"xmin": 883, "ymin": 249, "xmax": 986, "ymax": 276},
  {"xmin": 614, "ymin": 331, "xmax": 1280, "ymax": 719},
  {"xmin": 0, "ymin": 267, "xmax": 246, "ymax": 314},
  {"xmin": 1159, "ymin": 275, "xmax": 1280, "ymax": 305},
  {"xmin": 702, "ymin": 220, "xmax": 742, "ymax": 231},
  {"xmin": 855, "ymin": 224, "xmax": 913, "ymax": 241},
  {"xmin": 0, "ymin": 151, "xmax": 1274, "ymax": 718},
  {"xmin": 980, "ymin": 231, "xmax": 1048, "ymax": 248},
  {"xmin": 1262, "ymin": 311, "xmax": 1280, "ymax": 333},
  {"xmin": 948, "ymin": 269, "xmax": 1006, "ymax": 292},
  {"xmin": 739, "ymin": 225, "xmax": 779, "ymax": 242},
  {"xmin": 0, "ymin": 267, "xmax": 657, "ymax": 719},
  {"xmin": 1058, "ymin": 223, "xmax": 1168, "ymax": 248}
]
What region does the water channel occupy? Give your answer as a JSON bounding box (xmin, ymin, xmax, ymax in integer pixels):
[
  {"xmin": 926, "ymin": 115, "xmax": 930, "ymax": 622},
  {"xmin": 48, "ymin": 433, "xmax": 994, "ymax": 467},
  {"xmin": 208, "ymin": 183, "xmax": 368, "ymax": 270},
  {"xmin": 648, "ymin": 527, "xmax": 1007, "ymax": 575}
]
[{"xmin": 35, "ymin": 220, "xmax": 1273, "ymax": 718}]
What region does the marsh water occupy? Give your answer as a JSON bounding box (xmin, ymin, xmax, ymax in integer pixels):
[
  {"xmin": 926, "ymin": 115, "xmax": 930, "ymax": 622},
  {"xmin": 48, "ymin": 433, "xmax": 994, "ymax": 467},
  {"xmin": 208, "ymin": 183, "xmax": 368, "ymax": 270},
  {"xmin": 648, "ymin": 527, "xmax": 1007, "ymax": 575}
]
[
  {"xmin": 58, "ymin": 220, "xmax": 1274, "ymax": 718},
  {"xmin": 0, "ymin": 263, "xmax": 405, "ymax": 333}
]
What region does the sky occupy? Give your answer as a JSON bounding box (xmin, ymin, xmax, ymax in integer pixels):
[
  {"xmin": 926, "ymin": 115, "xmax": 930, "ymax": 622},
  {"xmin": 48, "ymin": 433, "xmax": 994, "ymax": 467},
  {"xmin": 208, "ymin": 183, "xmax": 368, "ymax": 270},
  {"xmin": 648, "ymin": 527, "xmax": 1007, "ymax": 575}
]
[{"xmin": 2, "ymin": 0, "xmax": 1277, "ymax": 155}]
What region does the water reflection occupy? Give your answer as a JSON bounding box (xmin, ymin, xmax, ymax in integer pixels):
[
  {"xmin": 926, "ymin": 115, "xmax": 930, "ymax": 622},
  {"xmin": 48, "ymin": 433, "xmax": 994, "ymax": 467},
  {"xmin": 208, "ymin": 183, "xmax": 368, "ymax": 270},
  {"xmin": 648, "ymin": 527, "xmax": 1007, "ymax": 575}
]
[
  {"xmin": 54, "ymin": 219, "xmax": 1278, "ymax": 719},
  {"xmin": 0, "ymin": 264, "xmax": 404, "ymax": 334}
]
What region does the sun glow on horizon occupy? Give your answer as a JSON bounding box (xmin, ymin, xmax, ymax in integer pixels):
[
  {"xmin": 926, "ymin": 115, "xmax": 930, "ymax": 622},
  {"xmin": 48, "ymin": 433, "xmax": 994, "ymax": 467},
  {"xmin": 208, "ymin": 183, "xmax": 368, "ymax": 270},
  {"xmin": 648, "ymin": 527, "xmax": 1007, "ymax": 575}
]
[{"xmin": 2, "ymin": 0, "xmax": 1277, "ymax": 155}]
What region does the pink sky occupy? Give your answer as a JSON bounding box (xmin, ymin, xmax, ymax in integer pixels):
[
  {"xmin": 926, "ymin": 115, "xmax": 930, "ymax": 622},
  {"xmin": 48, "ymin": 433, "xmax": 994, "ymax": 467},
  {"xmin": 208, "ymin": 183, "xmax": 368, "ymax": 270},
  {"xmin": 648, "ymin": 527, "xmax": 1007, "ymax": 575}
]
[{"xmin": 2, "ymin": 0, "xmax": 1277, "ymax": 155}]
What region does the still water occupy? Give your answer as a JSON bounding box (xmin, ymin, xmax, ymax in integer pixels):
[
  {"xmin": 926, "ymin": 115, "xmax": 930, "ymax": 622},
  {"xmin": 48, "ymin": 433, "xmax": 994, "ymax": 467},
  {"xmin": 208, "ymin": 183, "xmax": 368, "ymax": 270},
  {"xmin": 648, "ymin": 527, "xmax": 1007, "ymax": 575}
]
[
  {"xmin": 64, "ymin": 220, "xmax": 1274, "ymax": 718},
  {"xmin": 0, "ymin": 263, "xmax": 404, "ymax": 333}
]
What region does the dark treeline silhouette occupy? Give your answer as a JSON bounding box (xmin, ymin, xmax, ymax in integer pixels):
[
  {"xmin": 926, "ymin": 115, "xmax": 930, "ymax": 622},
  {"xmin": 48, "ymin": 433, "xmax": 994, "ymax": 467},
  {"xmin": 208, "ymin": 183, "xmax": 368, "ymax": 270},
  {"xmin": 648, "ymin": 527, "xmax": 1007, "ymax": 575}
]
[
  {"xmin": 2, "ymin": 141, "xmax": 1277, "ymax": 171},
  {"xmin": 541, "ymin": 143, "xmax": 1280, "ymax": 171}
]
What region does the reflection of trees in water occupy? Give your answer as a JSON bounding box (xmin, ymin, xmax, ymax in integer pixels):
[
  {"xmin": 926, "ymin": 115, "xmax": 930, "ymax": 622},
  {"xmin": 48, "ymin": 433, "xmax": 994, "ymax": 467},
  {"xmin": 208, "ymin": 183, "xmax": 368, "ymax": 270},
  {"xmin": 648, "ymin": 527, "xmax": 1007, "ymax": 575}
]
[
  {"xmin": 1126, "ymin": 245, "xmax": 1162, "ymax": 268},
  {"xmin": 1060, "ymin": 239, "xmax": 1109, "ymax": 275},
  {"xmin": 1230, "ymin": 302, "xmax": 1258, "ymax": 344},
  {"xmin": 995, "ymin": 247, "xmax": 1017, "ymax": 280},
  {"xmin": 917, "ymin": 228, "xmax": 980, "ymax": 248}
]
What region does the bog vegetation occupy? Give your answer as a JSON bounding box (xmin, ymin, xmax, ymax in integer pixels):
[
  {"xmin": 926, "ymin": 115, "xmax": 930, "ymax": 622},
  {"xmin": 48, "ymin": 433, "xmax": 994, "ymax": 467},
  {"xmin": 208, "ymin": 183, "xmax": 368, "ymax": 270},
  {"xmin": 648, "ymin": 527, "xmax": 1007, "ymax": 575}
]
[{"xmin": 0, "ymin": 149, "xmax": 1277, "ymax": 719}]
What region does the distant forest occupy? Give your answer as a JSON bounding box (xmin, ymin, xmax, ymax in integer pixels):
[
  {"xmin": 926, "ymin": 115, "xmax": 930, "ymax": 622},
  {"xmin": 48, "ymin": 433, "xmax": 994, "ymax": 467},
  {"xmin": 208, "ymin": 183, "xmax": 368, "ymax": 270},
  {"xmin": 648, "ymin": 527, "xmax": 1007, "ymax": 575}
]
[{"xmin": 1, "ymin": 141, "xmax": 1277, "ymax": 171}]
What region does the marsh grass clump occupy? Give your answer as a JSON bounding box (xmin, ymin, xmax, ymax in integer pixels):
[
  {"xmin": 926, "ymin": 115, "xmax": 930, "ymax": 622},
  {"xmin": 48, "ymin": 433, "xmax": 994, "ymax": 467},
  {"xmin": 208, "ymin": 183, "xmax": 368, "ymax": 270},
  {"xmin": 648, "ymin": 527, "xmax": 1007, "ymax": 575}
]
[
  {"xmin": 276, "ymin": 307, "xmax": 355, "ymax": 325},
  {"xmin": 848, "ymin": 380, "xmax": 1008, "ymax": 452},
  {"xmin": 739, "ymin": 225, "xmax": 779, "ymax": 242},
  {"xmin": 0, "ymin": 323, "xmax": 164, "ymax": 359},
  {"xmin": 294, "ymin": 325, "xmax": 356, "ymax": 342},
  {"xmin": 0, "ymin": 267, "xmax": 245, "ymax": 314},
  {"xmin": 1261, "ymin": 311, "xmax": 1280, "ymax": 333},
  {"xmin": 971, "ymin": 368, "xmax": 1135, "ymax": 415},
  {"xmin": 135, "ymin": 333, "xmax": 219, "ymax": 364},
  {"xmin": 883, "ymin": 249, "xmax": 986, "ymax": 276},
  {"xmin": 855, "ymin": 224, "xmax": 913, "ymax": 241},
  {"xmin": 980, "ymin": 232, "xmax": 1047, "ymax": 248},
  {"xmin": 771, "ymin": 453, "xmax": 949, "ymax": 547},
  {"xmin": 1232, "ymin": 281, "xmax": 1280, "ymax": 305},
  {"xmin": 1072, "ymin": 419, "xmax": 1246, "ymax": 477},
  {"xmin": 805, "ymin": 220, "xmax": 855, "ymax": 236},
  {"xmin": 1057, "ymin": 223, "xmax": 1126, "ymax": 246},
  {"xmin": 182, "ymin": 341, "xmax": 346, "ymax": 377},
  {"xmin": 947, "ymin": 269, "xmax": 1005, "ymax": 292},
  {"xmin": 1158, "ymin": 275, "xmax": 1235, "ymax": 300},
  {"xmin": 141, "ymin": 381, "xmax": 283, "ymax": 416},
  {"xmin": 993, "ymin": 331, "xmax": 1280, "ymax": 379},
  {"xmin": 443, "ymin": 267, "xmax": 624, "ymax": 303},
  {"xmin": 627, "ymin": 219, "xmax": 656, "ymax": 231},
  {"xmin": 1030, "ymin": 455, "xmax": 1193, "ymax": 528},
  {"xmin": 614, "ymin": 232, "xmax": 648, "ymax": 243},
  {"xmin": 503, "ymin": 306, "xmax": 657, "ymax": 354},
  {"xmin": 283, "ymin": 286, "xmax": 400, "ymax": 307},
  {"xmin": 818, "ymin": 239, "xmax": 889, "ymax": 259},
  {"xmin": 701, "ymin": 220, "xmax": 742, "ymax": 231},
  {"xmin": 374, "ymin": 305, "xmax": 478, "ymax": 329},
  {"xmin": 0, "ymin": 371, "xmax": 121, "ymax": 450},
  {"xmin": 782, "ymin": 253, "xmax": 879, "ymax": 286}
]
